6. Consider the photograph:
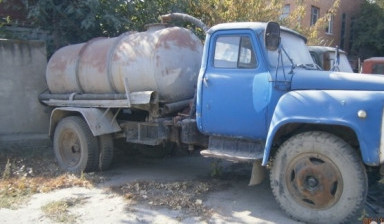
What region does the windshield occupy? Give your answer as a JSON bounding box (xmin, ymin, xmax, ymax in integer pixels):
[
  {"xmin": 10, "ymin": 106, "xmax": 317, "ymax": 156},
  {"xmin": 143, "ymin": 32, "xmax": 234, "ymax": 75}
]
[
  {"xmin": 267, "ymin": 31, "xmax": 314, "ymax": 68},
  {"xmin": 330, "ymin": 52, "xmax": 354, "ymax": 73}
]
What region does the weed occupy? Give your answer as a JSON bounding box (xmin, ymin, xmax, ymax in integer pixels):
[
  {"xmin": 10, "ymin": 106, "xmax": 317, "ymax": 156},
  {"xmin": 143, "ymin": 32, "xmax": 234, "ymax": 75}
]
[
  {"xmin": 2, "ymin": 159, "xmax": 11, "ymax": 179},
  {"xmin": 210, "ymin": 160, "xmax": 222, "ymax": 177},
  {"xmin": 358, "ymin": 209, "xmax": 370, "ymax": 221},
  {"xmin": 41, "ymin": 198, "xmax": 80, "ymax": 223}
]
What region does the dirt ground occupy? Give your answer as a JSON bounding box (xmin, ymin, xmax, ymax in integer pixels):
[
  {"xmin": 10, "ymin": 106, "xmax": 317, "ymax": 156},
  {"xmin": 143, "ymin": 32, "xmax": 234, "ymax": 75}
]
[{"xmin": 0, "ymin": 145, "xmax": 383, "ymax": 224}]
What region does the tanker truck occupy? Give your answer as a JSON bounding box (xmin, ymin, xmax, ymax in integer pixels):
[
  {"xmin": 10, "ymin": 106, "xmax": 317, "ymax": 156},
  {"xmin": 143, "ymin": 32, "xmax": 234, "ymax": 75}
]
[{"xmin": 39, "ymin": 14, "xmax": 384, "ymax": 223}]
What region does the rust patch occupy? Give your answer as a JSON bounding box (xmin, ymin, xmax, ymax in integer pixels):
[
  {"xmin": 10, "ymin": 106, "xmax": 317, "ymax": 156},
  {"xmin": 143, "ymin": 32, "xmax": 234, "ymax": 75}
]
[
  {"xmin": 78, "ymin": 37, "xmax": 111, "ymax": 74},
  {"xmin": 157, "ymin": 27, "xmax": 201, "ymax": 51},
  {"xmin": 48, "ymin": 45, "xmax": 82, "ymax": 73}
]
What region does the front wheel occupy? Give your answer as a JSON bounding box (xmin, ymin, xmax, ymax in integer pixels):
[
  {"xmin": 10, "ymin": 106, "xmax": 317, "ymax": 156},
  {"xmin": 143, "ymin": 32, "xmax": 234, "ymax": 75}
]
[{"xmin": 270, "ymin": 131, "xmax": 367, "ymax": 224}]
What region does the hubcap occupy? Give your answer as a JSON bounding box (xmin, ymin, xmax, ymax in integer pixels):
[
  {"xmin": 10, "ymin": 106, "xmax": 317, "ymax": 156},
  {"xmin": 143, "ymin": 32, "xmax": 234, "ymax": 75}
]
[
  {"xmin": 285, "ymin": 153, "xmax": 343, "ymax": 209},
  {"xmin": 59, "ymin": 129, "xmax": 81, "ymax": 167}
]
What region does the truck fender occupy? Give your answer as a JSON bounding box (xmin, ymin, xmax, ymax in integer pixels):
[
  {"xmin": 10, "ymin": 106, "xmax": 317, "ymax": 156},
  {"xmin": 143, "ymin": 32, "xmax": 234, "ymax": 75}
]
[
  {"xmin": 49, "ymin": 107, "xmax": 121, "ymax": 137},
  {"xmin": 262, "ymin": 90, "xmax": 384, "ymax": 166}
]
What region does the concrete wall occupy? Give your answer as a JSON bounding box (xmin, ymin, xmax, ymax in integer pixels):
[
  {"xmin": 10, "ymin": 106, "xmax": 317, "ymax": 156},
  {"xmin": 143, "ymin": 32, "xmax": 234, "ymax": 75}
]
[{"xmin": 0, "ymin": 39, "xmax": 50, "ymax": 149}]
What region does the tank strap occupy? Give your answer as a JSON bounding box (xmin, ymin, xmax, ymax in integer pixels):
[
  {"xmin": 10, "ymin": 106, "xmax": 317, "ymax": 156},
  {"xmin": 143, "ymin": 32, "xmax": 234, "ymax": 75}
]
[
  {"xmin": 106, "ymin": 31, "xmax": 136, "ymax": 93},
  {"xmin": 75, "ymin": 37, "xmax": 106, "ymax": 93}
]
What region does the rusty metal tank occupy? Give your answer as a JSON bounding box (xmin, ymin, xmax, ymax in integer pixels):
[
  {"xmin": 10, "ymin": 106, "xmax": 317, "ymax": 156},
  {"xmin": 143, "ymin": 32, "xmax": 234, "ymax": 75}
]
[{"xmin": 46, "ymin": 25, "xmax": 203, "ymax": 103}]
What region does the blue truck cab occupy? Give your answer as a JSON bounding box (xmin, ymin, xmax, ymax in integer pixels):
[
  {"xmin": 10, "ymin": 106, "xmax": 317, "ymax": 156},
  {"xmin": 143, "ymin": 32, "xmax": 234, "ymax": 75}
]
[{"xmin": 196, "ymin": 22, "xmax": 384, "ymax": 223}]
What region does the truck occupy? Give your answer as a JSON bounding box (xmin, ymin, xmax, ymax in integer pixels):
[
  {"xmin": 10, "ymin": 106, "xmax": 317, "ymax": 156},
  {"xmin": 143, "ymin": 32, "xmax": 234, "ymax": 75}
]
[
  {"xmin": 39, "ymin": 14, "xmax": 384, "ymax": 224},
  {"xmin": 308, "ymin": 45, "xmax": 354, "ymax": 72},
  {"xmin": 361, "ymin": 57, "xmax": 384, "ymax": 75}
]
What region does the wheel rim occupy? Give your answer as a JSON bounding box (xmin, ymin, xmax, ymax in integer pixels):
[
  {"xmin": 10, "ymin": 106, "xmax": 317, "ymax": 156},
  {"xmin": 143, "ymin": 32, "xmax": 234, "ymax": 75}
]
[
  {"xmin": 285, "ymin": 153, "xmax": 343, "ymax": 210},
  {"xmin": 58, "ymin": 128, "xmax": 82, "ymax": 167}
]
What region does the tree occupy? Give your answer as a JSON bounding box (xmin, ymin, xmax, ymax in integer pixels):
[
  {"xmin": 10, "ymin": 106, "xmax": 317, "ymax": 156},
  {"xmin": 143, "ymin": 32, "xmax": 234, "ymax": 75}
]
[
  {"xmin": 22, "ymin": 0, "xmax": 186, "ymax": 54},
  {"xmin": 184, "ymin": 0, "xmax": 340, "ymax": 45},
  {"xmin": 351, "ymin": 0, "xmax": 384, "ymax": 58},
  {"xmin": 3, "ymin": 0, "xmax": 346, "ymax": 54},
  {"xmin": 24, "ymin": 0, "xmax": 130, "ymax": 51},
  {"xmin": 185, "ymin": 0, "xmax": 283, "ymax": 27},
  {"xmin": 280, "ymin": 0, "xmax": 340, "ymax": 45}
]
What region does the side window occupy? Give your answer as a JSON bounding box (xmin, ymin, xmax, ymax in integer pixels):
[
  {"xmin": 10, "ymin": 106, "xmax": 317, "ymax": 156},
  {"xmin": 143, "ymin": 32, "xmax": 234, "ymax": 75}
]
[
  {"xmin": 214, "ymin": 35, "xmax": 257, "ymax": 69},
  {"xmin": 373, "ymin": 64, "xmax": 384, "ymax": 75}
]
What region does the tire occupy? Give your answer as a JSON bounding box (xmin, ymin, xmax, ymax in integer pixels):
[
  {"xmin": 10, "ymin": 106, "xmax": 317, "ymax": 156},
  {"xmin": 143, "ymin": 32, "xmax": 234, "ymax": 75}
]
[
  {"xmin": 53, "ymin": 116, "xmax": 99, "ymax": 173},
  {"xmin": 270, "ymin": 131, "xmax": 367, "ymax": 224},
  {"xmin": 98, "ymin": 134, "xmax": 114, "ymax": 171}
]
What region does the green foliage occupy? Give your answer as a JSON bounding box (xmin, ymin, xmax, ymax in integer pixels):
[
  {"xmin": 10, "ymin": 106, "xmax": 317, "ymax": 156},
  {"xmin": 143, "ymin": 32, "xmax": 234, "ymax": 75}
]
[
  {"xmin": 123, "ymin": 0, "xmax": 186, "ymax": 31},
  {"xmin": 351, "ymin": 0, "xmax": 384, "ymax": 58},
  {"xmin": 25, "ymin": 0, "xmax": 129, "ymax": 50},
  {"xmin": 22, "ymin": 0, "xmax": 187, "ymax": 55}
]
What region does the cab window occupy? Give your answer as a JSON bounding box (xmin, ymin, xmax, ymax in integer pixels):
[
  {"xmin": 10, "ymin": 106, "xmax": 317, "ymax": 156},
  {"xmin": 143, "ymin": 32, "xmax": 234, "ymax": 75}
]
[{"xmin": 214, "ymin": 36, "xmax": 257, "ymax": 69}]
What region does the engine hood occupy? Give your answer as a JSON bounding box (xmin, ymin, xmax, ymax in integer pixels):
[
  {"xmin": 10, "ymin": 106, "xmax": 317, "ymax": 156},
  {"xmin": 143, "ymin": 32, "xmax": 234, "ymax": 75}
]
[{"xmin": 291, "ymin": 70, "xmax": 384, "ymax": 91}]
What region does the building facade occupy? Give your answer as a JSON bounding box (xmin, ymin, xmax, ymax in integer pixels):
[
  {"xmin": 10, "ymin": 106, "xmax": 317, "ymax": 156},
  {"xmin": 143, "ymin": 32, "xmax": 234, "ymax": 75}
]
[{"xmin": 283, "ymin": 0, "xmax": 364, "ymax": 53}]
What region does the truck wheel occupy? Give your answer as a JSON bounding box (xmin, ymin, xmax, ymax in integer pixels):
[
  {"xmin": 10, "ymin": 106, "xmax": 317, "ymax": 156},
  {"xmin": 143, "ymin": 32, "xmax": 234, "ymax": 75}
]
[
  {"xmin": 98, "ymin": 134, "xmax": 114, "ymax": 171},
  {"xmin": 270, "ymin": 131, "xmax": 367, "ymax": 224},
  {"xmin": 53, "ymin": 116, "xmax": 99, "ymax": 173}
]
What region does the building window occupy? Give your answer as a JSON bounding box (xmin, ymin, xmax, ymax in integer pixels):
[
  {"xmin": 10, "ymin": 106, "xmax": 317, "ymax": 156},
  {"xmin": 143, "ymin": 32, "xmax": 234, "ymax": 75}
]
[
  {"xmin": 325, "ymin": 14, "xmax": 334, "ymax": 34},
  {"xmin": 340, "ymin": 13, "xmax": 346, "ymax": 49},
  {"xmin": 311, "ymin": 6, "xmax": 320, "ymax": 26},
  {"xmin": 280, "ymin": 4, "xmax": 290, "ymax": 20}
]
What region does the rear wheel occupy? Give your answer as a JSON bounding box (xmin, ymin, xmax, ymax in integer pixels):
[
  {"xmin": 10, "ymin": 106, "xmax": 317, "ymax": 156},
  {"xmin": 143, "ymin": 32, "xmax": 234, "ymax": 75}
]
[
  {"xmin": 98, "ymin": 134, "xmax": 114, "ymax": 171},
  {"xmin": 53, "ymin": 116, "xmax": 99, "ymax": 173},
  {"xmin": 270, "ymin": 131, "xmax": 367, "ymax": 224}
]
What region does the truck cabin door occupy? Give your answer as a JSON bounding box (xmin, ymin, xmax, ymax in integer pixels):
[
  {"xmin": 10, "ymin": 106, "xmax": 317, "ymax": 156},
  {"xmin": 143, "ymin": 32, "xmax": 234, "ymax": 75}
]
[{"xmin": 200, "ymin": 30, "xmax": 269, "ymax": 139}]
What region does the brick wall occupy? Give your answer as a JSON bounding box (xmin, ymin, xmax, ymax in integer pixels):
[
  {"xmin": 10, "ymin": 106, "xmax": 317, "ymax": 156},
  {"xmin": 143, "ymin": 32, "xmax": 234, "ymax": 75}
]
[{"xmin": 284, "ymin": 0, "xmax": 364, "ymax": 53}]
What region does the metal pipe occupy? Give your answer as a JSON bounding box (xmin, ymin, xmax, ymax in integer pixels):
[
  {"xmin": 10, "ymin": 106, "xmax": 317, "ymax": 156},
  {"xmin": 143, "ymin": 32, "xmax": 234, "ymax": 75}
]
[
  {"xmin": 160, "ymin": 13, "xmax": 209, "ymax": 33},
  {"xmin": 39, "ymin": 91, "xmax": 127, "ymax": 101},
  {"xmin": 162, "ymin": 99, "xmax": 191, "ymax": 114}
]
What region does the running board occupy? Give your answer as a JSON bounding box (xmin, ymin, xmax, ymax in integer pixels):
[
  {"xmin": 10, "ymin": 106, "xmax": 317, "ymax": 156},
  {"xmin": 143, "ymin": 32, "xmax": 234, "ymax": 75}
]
[{"xmin": 200, "ymin": 136, "xmax": 264, "ymax": 162}]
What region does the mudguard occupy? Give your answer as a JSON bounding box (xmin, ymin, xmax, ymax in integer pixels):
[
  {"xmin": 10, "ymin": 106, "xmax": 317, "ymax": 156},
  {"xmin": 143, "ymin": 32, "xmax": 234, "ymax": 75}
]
[
  {"xmin": 49, "ymin": 107, "xmax": 121, "ymax": 137},
  {"xmin": 262, "ymin": 90, "xmax": 384, "ymax": 166}
]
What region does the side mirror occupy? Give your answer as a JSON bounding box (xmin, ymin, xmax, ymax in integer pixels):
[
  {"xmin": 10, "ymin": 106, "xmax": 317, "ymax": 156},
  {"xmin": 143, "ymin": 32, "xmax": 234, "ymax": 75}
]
[{"xmin": 265, "ymin": 22, "xmax": 281, "ymax": 51}]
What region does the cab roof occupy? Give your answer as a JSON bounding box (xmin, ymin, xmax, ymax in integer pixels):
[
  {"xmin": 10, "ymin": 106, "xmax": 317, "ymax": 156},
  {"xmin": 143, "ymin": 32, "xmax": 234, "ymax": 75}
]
[{"xmin": 208, "ymin": 22, "xmax": 307, "ymax": 43}]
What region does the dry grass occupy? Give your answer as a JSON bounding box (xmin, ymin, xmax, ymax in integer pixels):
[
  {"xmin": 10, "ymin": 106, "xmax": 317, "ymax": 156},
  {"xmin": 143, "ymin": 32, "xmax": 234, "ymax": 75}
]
[
  {"xmin": 41, "ymin": 197, "xmax": 84, "ymax": 223},
  {"xmin": 0, "ymin": 174, "xmax": 93, "ymax": 209},
  {"xmin": 118, "ymin": 180, "xmax": 229, "ymax": 218},
  {"xmin": 0, "ymin": 150, "xmax": 94, "ymax": 209}
]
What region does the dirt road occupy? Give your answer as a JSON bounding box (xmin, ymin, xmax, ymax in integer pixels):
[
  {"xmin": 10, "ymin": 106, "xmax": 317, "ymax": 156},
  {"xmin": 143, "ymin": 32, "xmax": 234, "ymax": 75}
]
[{"xmin": 0, "ymin": 148, "xmax": 383, "ymax": 224}]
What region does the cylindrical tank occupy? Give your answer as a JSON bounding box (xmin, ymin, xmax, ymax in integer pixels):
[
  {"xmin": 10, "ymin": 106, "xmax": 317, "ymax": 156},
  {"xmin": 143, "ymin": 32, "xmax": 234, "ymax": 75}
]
[{"xmin": 46, "ymin": 25, "xmax": 203, "ymax": 103}]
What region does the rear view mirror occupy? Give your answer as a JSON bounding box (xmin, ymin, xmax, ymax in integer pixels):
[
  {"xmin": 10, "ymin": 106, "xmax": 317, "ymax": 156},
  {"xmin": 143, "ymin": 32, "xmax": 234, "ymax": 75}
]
[{"xmin": 265, "ymin": 22, "xmax": 280, "ymax": 51}]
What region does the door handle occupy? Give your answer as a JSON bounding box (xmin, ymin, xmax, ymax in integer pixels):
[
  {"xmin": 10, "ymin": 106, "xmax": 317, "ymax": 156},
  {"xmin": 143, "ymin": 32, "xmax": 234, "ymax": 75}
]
[{"xmin": 203, "ymin": 77, "xmax": 209, "ymax": 87}]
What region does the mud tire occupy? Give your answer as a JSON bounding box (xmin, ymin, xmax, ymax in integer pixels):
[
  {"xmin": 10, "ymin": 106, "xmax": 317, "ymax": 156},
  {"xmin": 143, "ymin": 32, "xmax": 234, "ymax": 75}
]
[
  {"xmin": 270, "ymin": 131, "xmax": 367, "ymax": 224},
  {"xmin": 53, "ymin": 116, "xmax": 99, "ymax": 173}
]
